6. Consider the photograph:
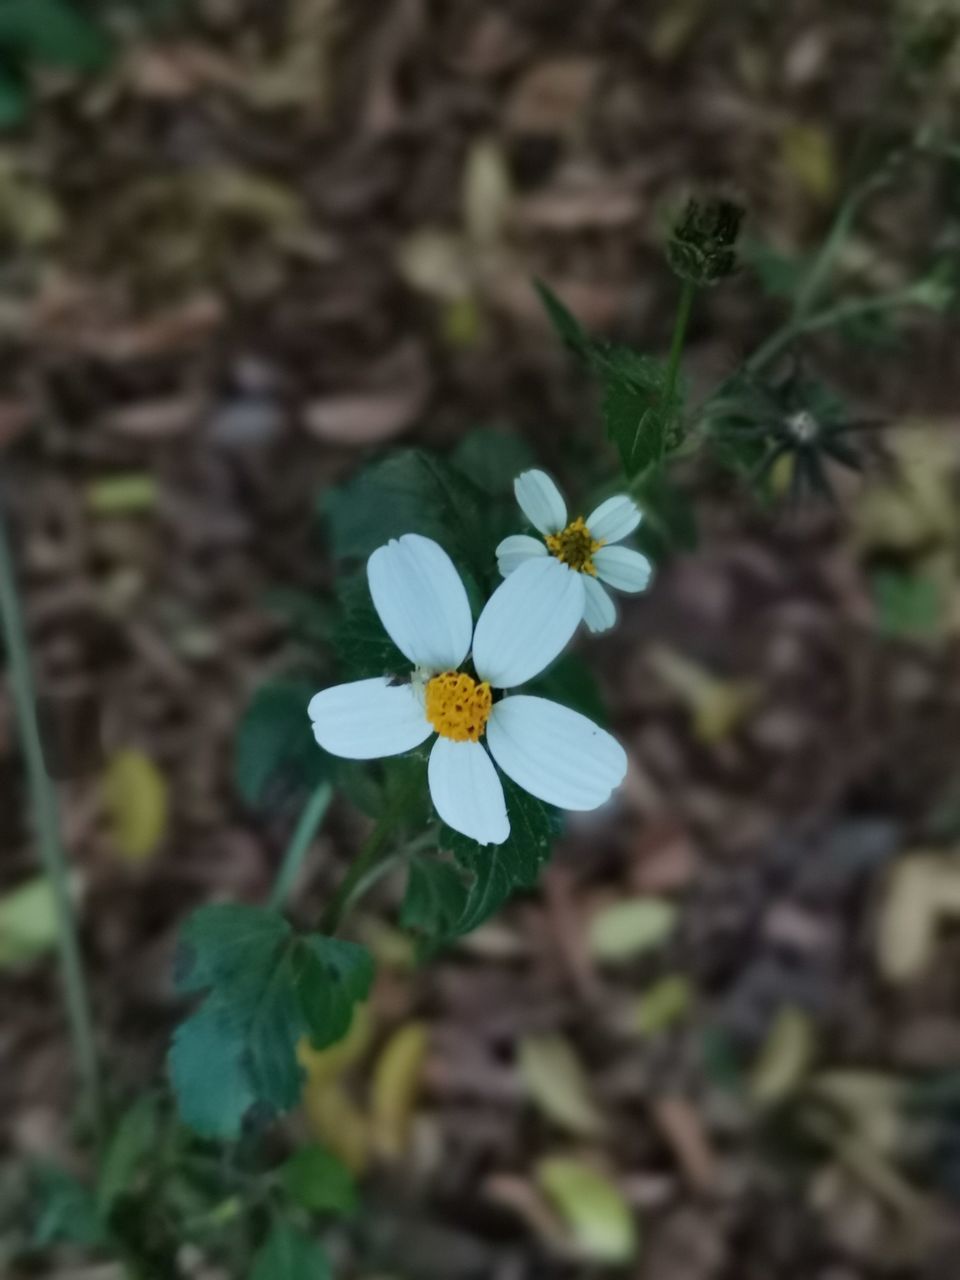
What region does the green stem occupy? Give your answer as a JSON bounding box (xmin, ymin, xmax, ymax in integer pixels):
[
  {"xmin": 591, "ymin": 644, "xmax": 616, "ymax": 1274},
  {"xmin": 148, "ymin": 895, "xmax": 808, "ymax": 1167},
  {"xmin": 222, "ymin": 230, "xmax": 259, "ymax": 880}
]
[
  {"xmin": 746, "ymin": 283, "xmax": 927, "ymax": 376},
  {"xmin": 663, "ymin": 279, "xmax": 696, "ymax": 416},
  {"xmin": 267, "ymin": 780, "xmax": 333, "ymax": 911},
  {"xmin": 0, "ymin": 501, "xmax": 103, "ymax": 1140},
  {"xmin": 320, "ymin": 816, "xmax": 396, "ymax": 934}
]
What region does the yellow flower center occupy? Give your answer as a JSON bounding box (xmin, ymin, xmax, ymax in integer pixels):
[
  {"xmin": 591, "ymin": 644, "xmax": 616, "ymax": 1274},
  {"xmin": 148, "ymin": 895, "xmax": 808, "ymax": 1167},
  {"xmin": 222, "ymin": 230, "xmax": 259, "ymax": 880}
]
[
  {"xmin": 545, "ymin": 516, "xmax": 604, "ymax": 575},
  {"xmin": 425, "ymin": 671, "xmax": 492, "ymax": 742}
]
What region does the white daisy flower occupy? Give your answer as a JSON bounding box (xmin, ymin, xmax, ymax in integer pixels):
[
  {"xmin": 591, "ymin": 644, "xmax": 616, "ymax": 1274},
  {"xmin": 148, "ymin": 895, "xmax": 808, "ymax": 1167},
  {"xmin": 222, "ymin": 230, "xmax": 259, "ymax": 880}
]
[
  {"xmin": 308, "ymin": 534, "xmax": 627, "ymax": 846},
  {"xmin": 496, "ymin": 469, "xmax": 653, "ymax": 634}
]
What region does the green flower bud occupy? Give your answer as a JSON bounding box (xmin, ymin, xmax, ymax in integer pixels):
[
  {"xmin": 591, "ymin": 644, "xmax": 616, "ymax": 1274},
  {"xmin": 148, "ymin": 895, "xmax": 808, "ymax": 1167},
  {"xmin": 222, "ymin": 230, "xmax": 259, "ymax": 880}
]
[{"xmin": 667, "ymin": 197, "xmax": 744, "ymax": 287}]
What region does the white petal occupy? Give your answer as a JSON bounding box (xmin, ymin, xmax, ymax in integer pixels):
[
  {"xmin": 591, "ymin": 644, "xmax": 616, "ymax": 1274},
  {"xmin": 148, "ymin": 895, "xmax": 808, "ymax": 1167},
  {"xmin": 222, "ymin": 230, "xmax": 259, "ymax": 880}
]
[
  {"xmin": 367, "ymin": 534, "xmax": 473, "ymax": 671},
  {"xmin": 514, "ymin": 470, "xmax": 567, "ymax": 536},
  {"xmin": 582, "ymin": 576, "xmax": 617, "ymax": 633},
  {"xmin": 428, "ymin": 737, "xmax": 509, "ymax": 845},
  {"xmin": 308, "ymin": 678, "xmax": 431, "ymax": 759},
  {"xmin": 472, "ymin": 557, "xmax": 584, "ymax": 689},
  {"xmin": 593, "ymin": 545, "xmax": 652, "ymax": 594},
  {"xmin": 586, "ymin": 494, "xmax": 642, "ymax": 544},
  {"xmin": 486, "ymin": 695, "xmax": 627, "ymax": 810},
  {"xmin": 496, "ymin": 534, "xmax": 547, "ymax": 578}
]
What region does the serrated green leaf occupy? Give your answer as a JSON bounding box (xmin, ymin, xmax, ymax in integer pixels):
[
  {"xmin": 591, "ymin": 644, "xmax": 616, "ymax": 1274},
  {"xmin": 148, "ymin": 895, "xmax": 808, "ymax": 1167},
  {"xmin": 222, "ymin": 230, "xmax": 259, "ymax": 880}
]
[
  {"xmin": 450, "ymin": 426, "xmax": 534, "ymax": 496},
  {"xmin": 280, "ymin": 1146, "xmax": 357, "ymax": 1215},
  {"xmin": 251, "ymin": 1221, "xmax": 331, "ymax": 1280},
  {"xmin": 400, "ymin": 856, "xmax": 470, "ymax": 937},
  {"xmin": 441, "ymin": 776, "xmax": 560, "ymax": 935},
  {"xmin": 235, "ymin": 680, "xmax": 330, "ymax": 811},
  {"xmin": 0, "ymin": 0, "xmax": 112, "ymax": 72},
  {"xmin": 601, "ymin": 366, "xmax": 678, "ymax": 478},
  {"xmin": 169, "ymin": 905, "xmax": 374, "ymax": 1138},
  {"xmin": 95, "ymin": 1096, "xmax": 159, "ymax": 1217},
  {"xmin": 32, "ymin": 1165, "xmax": 108, "ymax": 1248},
  {"xmin": 322, "ymin": 448, "xmax": 489, "ymax": 576}
]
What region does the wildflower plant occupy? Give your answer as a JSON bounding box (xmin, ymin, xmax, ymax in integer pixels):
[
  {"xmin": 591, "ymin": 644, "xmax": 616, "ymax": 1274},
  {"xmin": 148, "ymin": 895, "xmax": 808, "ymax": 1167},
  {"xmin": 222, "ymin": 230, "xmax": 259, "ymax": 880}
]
[{"xmin": 2, "ymin": 83, "xmax": 958, "ymax": 1280}]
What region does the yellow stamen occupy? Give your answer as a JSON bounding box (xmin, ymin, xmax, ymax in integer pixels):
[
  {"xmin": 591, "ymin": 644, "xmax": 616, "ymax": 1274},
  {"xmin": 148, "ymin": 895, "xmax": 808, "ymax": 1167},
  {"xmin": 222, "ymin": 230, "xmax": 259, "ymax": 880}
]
[
  {"xmin": 545, "ymin": 516, "xmax": 604, "ymax": 575},
  {"xmin": 425, "ymin": 671, "xmax": 492, "ymax": 742}
]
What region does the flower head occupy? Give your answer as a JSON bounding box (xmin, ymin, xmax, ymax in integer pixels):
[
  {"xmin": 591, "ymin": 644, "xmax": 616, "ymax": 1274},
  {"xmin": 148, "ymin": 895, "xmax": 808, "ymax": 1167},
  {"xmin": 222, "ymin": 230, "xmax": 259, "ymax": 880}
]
[
  {"xmin": 309, "ymin": 534, "xmax": 627, "ymax": 846},
  {"xmin": 496, "ymin": 470, "xmax": 653, "ymax": 634}
]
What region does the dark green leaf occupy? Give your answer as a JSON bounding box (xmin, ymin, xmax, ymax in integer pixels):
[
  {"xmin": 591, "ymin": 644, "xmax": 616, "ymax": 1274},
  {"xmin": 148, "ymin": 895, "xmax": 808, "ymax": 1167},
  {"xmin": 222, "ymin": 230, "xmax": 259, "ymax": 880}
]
[
  {"xmin": 0, "ymin": 63, "xmax": 27, "ymax": 127},
  {"xmin": 333, "ymin": 574, "xmax": 411, "ymax": 681},
  {"xmin": 742, "ymin": 240, "xmax": 810, "ymax": 301},
  {"xmin": 251, "ymin": 1221, "xmax": 331, "ymax": 1280},
  {"xmin": 400, "ymin": 856, "xmax": 470, "ymax": 937},
  {"xmin": 235, "ymin": 680, "xmax": 330, "ymax": 811},
  {"xmin": 528, "ymin": 652, "xmax": 607, "ymax": 725},
  {"xmin": 872, "ymin": 568, "xmax": 943, "ymax": 639},
  {"xmin": 0, "ymin": 0, "xmax": 112, "ymax": 72},
  {"xmin": 169, "ymin": 905, "xmax": 374, "ymax": 1138},
  {"xmin": 450, "ymin": 427, "xmax": 534, "ymax": 496},
  {"xmin": 321, "ymin": 449, "xmax": 488, "ymax": 576},
  {"xmin": 441, "ymin": 777, "xmax": 561, "ymax": 935},
  {"xmin": 96, "ymin": 1096, "xmax": 159, "ymax": 1217},
  {"xmin": 32, "ymin": 1165, "xmax": 108, "ymax": 1248},
  {"xmin": 263, "ymin": 588, "xmax": 334, "ymax": 645},
  {"xmin": 534, "ymin": 279, "xmax": 591, "ymax": 354},
  {"xmin": 279, "ymin": 1146, "xmax": 357, "ymax": 1215},
  {"xmin": 600, "ymin": 357, "xmax": 680, "ymax": 478}
]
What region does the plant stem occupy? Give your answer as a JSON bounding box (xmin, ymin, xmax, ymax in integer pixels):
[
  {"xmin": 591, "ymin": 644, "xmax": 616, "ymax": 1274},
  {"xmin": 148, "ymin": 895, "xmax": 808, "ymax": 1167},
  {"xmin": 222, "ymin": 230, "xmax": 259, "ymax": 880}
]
[
  {"xmin": 267, "ymin": 780, "xmax": 333, "ymax": 911},
  {"xmin": 0, "ymin": 501, "xmax": 103, "ymax": 1140},
  {"xmin": 746, "ymin": 283, "xmax": 928, "ymax": 377},
  {"xmin": 320, "ymin": 815, "xmax": 398, "ymax": 934},
  {"xmin": 663, "ymin": 279, "xmax": 696, "ymax": 416}
]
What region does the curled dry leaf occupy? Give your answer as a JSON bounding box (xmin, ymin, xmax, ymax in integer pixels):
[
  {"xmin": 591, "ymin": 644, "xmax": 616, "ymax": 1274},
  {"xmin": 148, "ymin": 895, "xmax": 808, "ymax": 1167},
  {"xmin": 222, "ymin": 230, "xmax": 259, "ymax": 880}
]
[
  {"xmin": 303, "ymin": 341, "xmax": 431, "ymax": 445},
  {"xmin": 101, "ymin": 749, "xmax": 169, "ymax": 865},
  {"xmin": 749, "ymin": 1005, "xmax": 817, "ymax": 1108},
  {"xmin": 535, "ymin": 1156, "xmax": 638, "ymax": 1264},
  {"xmin": 504, "ymin": 58, "xmax": 601, "ymax": 136},
  {"xmin": 875, "ymin": 851, "xmax": 960, "ymax": 984},
  {"xmin": 371, "ymin": 1022, "xmax": 428, "ymax": 1161},
  {"xmin": 462, "ymin": 137, "xmax": 513, "ymax": 247},
  {"xmin": 587, "ymin": 897, "xmax": 677, "ymax": 963}
]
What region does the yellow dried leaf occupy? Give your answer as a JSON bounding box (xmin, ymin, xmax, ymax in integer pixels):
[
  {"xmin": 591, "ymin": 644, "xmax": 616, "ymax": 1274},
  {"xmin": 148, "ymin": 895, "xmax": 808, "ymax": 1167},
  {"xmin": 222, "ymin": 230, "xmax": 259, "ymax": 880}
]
[
  {"xmin": 297, "ymin": 1002, "xmax": 373, "ymax": 1084},
  {"xmin": 587, "ymin": 898, "xmax": 677, "ymax": 963},
  {"xmin": 518, "ymin": 1035, "xmax": 606, "ymax": 1138},
  {"xmin": 462, "ymin": 137, "xmax": 512, "ymax": 247},
  {"xmin": 781, "ymin": 123, "xmax": 838, "ymax": 202},
  {"xmin": 302, "ymin": 1079, "xmax": 370, "ymax": 1175},
  {"xmin": 0, "ymin": 877, "xmax": 58, "ymax": 969},
  {"xmin": 647, "ymin": 646, "xmax": 759, "ymax": 744},
  {"xmin": 750, "ymin": 1006, "xmax": 816, "ymax": 1107},
  {"xmin": 536, "ymin": 1157, "xmax": 637, "ymax": 1263},
  {"xmin": 102, "ymin": 749, "xmax": 168, "ymax": 863},
  {"xmin": 371, "ymin": 1022, "xmax": 428, "ymax": 1161},
  {"xmin": 875, "ymin": 852, "xmax": 960, "ymax": 984},
  {"xmin": 629, "ymin": 974, "xmax": 693, "ymax": 1035}
]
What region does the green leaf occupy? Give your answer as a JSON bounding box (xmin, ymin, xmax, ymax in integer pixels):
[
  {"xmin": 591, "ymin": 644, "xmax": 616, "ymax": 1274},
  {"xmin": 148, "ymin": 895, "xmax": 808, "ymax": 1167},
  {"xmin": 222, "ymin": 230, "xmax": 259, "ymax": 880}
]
[
  {"xmin": 169, "ymin": 905, "xmax": 374, "ymax": 1138},
  {"xmin": 440, "ymin": 777, "xmax": 560, "ymax": 935},
  {"xmin": 279, "ymin": 1146, "xmax": 357, "ymax": 1215},
  {"xmin": 251, "ymin": 1221, "xmax": 331, "ymax": 1280},
  {"xmin": 235, "ymin": 679, "xmax": 330, "ymax": 811},
  {"xmin": 534, "ymin": 279, "xmax": 591, "ymax": 354},
  {"xmin": 528, "ymin": 652, "xmax": 606, "ymax": 724},
  {"xmin": 0, "ymin": 0, "xmax": 112, "ymax": 72},
  {"xmin": 872, "ymin": 567, "xmax": 943, "ymax": 639},
  {"xmin": 600, "ymin": 356, "xmax": 679, "ymax": 478},
  {"xmin": 400, "ymin": 856, "xmax": 470, "ymax": 937},
  {"xmin": 0, "ymin": 64, "xmax": 28, "ymax": 128},
  {"xmin": 587, "ymin": 898, "xmax": 678, "ymax": 963},
  {"xmin": 333, "ymin": 574, "xmax": 411, "ymax": 681},
  {"xmin": 32, "ymin": 1165, "xmax": 108, "ymax": 1248},
  {"xmin": 536, "ymin": 1156, "xmax": 637, "ymax": 1263},
  {"xmin": 96, "ymin": 1096, "xmax": 159, "ymax": 1218},
  {"xmin": 322, "ymin": 448, "xmax": 488, "ymax": 576},
  {"xmin": 450, "ymin": 426, "xmax": 534, "ymax": 496}
]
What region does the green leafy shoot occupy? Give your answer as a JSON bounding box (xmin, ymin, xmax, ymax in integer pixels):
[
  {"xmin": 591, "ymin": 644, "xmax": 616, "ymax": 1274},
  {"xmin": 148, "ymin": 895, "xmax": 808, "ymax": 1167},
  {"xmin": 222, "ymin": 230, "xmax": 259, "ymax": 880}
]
[{"xmin": 169, "ymin": 905, "xmax": 374, "ymax": 1139}]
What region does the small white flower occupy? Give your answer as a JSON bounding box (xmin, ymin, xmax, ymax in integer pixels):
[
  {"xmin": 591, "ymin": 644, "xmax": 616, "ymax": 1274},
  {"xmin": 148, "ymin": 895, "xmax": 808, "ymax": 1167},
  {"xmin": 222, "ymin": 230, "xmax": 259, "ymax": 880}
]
[
  {"xmin": 496, "ymin": 469, "xmax": 653, "ymax": 634},
  {"xmin": 309, "ymin": 534, "xmax": 627, "ymax": 846}
]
